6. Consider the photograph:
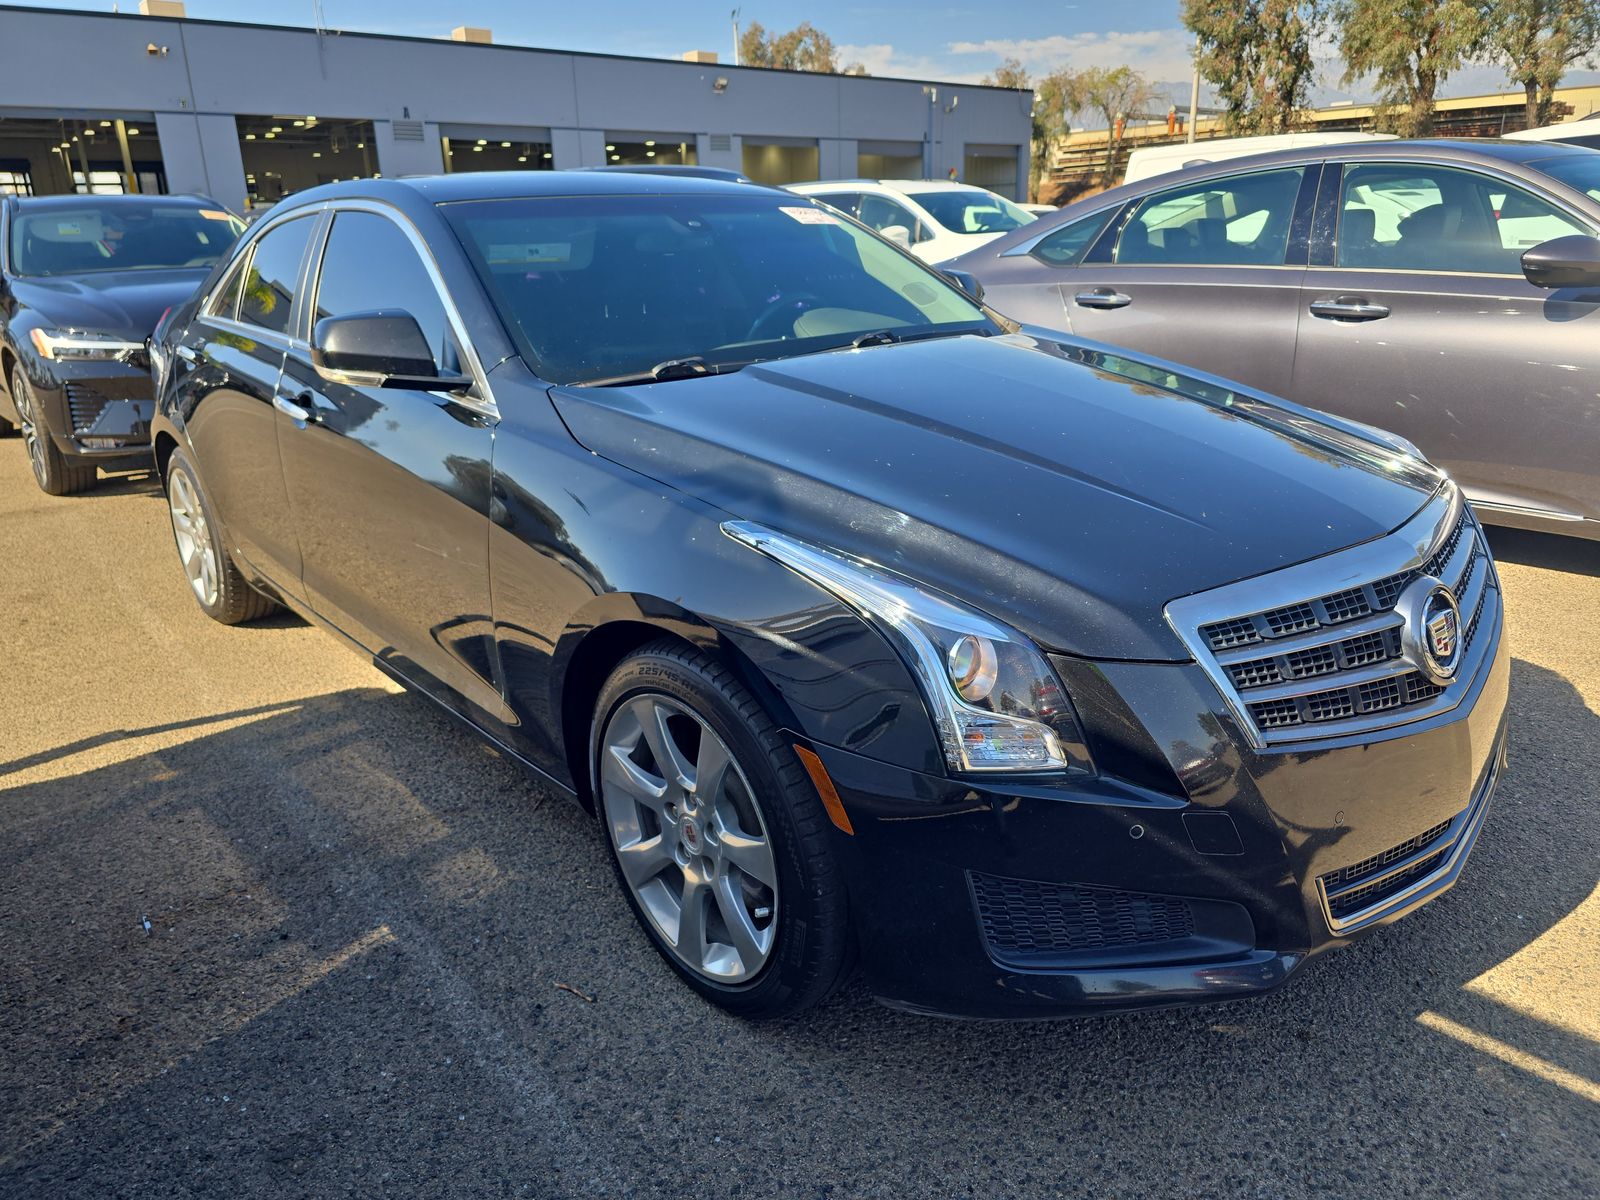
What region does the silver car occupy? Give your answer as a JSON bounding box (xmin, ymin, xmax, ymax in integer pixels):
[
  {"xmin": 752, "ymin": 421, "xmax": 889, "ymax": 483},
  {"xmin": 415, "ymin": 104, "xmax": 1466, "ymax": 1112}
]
[{"xmin": 950, "ymin": 140, "xmax": 1600, "ymax": 541}]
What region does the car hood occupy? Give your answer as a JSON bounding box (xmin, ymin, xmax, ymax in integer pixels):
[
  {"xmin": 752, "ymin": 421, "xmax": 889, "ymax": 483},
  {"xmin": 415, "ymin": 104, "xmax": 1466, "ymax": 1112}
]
[
  {"xmin": 10, "ymin": 267, "xmax": 210, "ymax": 338},
  {"xmin": 548, "ymin": 332, "xmax": 1440, "ymax": 661}
]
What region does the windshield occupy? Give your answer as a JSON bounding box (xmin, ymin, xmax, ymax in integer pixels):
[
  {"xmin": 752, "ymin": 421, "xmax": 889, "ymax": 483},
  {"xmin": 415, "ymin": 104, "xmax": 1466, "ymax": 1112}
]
[
  {"xmin": 1534, "ymin": 153, "xmax": 1600, "ymax": 204},
  {"xmin": 906, "ymin": 189, "xmax": 1036, "ymax": 235},
  {"xmin": 442, "ymin": 192, "xmax": 992, "ymax": 385},
  {"xmin": 9, "ymin": 203, "xmax": 244, "ymax": 277}
]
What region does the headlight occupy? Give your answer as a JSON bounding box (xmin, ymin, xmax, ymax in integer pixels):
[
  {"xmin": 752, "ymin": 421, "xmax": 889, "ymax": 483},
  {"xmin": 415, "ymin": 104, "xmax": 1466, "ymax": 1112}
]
[
  {"xmin": 723, "ymin": 520, "xmax": 1092, "ymax": 775},
  {"xmin": 29, "ymin": 327, "xmax": 146, "ymax": 362}
]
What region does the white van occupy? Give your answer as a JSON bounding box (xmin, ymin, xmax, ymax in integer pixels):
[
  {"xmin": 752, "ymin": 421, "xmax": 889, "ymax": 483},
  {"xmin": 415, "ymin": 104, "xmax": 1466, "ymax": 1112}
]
[
  {"xmin": 1123, "ymin": 132, "xmax": 1397, "ymax": 183},
  {"xmin": 1502, "ymin": 115, "xmax": 1600, "ymax": 151}
]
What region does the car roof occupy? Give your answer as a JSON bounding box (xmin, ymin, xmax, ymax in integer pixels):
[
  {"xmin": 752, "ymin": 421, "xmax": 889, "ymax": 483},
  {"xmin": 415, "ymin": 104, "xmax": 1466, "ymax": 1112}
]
[
  {"xmin": 794, "ymin": 178, "xmax": 997, "ymax": 194},
  {"xmin": 10, "ymin": 192, "xmax": 218, "ymax": 211},
  {"xmin": 279, "ymin": 170, "xmax": 764, "ymax": 208}
]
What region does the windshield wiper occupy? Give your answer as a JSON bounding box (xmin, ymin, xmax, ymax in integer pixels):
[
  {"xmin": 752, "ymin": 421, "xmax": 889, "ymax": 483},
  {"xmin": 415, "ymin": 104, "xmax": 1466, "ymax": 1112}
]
[{"xmin": 581, "ymin": 356, "xmax": 728, "ymax": 387}]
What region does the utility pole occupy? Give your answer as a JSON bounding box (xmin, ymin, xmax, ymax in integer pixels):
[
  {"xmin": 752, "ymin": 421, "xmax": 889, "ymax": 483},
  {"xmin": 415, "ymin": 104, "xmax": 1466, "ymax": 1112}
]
[
  {"xmin": 1187, "ymin": 32, "xmax": 1200, "ymax": 143},
  {"xmin": 731, "ymin": 8, "xmax": 741, "ymax": 66}
]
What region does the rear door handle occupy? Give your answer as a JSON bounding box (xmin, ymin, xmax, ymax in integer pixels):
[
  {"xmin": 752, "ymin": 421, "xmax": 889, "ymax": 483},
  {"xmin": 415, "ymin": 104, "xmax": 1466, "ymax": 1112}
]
[
  {"xmin": 273, "ymin": 391, "xmax": 314, "ymax": 423},
  {"xmin": 1309, "ymin": 296, "xmax": 1390, "ymax": 322},
  {"xmin": 1074, "ymin": 288, "xmax": 1132, "ymax": 310}
]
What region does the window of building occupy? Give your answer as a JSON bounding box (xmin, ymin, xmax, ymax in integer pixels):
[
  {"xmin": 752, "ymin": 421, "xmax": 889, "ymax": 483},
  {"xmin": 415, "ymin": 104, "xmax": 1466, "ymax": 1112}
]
[
  {"xmin": 742, "ymin": 140, "xmax": 819, "ymax": 186},
  {"xmin": 604, "ymin": 135, "xmax": 696, "ymax": 166},
  {"xmin": 443, "ymin": 137, "xmax": 554, "ymax": 173},
  {"xmin": 236, "ymin": 115, "xmax": 377, "ymax": 206}
]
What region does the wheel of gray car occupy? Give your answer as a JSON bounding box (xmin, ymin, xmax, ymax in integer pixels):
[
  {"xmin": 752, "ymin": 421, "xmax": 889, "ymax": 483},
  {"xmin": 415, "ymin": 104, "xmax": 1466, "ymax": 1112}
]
[
  {"xmin": 592, "ymin": 640, "xmax": 853, "ymax": 1018},
  {"xmin": 164, "ymin": 447, "xmax": 278, "ymax": 625},
  {"xmin": 9, "ymin": 363, "xmax": 97, "ymax": 496}
]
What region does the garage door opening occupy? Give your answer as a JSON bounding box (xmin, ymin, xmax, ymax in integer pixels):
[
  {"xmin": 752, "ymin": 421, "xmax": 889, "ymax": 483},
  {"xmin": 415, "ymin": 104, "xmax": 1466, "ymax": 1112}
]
[
  {"xmin": 442, "ymin": 133, "xmax": 554, "ymax": 173},
  {"xmin": 858, "ymin": 140, "xmax": 922, "ymax": 180},
  {"xmin": 742, "ymin": 138, "xmax": 819, "ymax": 186},
  {"xmin": 963, "ymin": 145, "xmax": 1021, "ymax": 200},
  {"xmin": 0, "ymin": 114, "xmax": 163, "ymax": 196},
  {"xmin": 605, "ymin": 133, "xmax": 696, "ymax": 166},
  {"xmin": 237, "ymin": 115, "xmax": 376, "ymax": 205}
]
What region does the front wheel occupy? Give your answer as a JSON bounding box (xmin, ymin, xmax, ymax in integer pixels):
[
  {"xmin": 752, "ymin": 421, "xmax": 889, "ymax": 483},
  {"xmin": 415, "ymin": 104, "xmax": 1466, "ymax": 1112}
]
[
  {"xmin": 165, "ymin": 447, "xmax": 277, "ymax": 624},
  {"xmin": 10, "ymin": 364, "xmax": 96, "ymax": 495},
  {"xmin": 592, "ymin": 640, "xmax": 853, "ymax": 1018}
]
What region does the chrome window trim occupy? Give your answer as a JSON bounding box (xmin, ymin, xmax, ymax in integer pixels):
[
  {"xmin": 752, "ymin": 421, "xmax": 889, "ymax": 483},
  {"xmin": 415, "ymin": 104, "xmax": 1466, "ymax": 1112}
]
[
  {"xmin": 1164, "ymin": 483, "xmax": 1502, "ymax": 751},
  {"xmin": 307, "ymin": 199, "xmax": 499, "ymax": 421}
]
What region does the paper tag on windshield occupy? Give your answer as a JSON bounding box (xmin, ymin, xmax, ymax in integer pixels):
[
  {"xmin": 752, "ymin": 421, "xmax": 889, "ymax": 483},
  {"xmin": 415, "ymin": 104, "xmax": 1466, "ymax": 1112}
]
[
  {"xmin": 56, "ymin": 221, "xmax": 83, "ymax": 236},
  {"xmin": 198, "ymin": 209, "xmax": 233, "ymax": 221},
  {"xmin": 781, "ymin": 206, "xmax": 839, "ymax": 225}
]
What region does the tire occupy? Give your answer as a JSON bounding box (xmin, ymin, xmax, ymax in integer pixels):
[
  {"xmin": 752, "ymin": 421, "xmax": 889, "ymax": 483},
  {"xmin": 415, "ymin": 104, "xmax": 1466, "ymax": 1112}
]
[
  {"xmin": 10, "ymin": 363, "xmax": 96, "ymax": 496},
  {"xmin": 164, "ymin": 446, "xmax": 278, "ymax": 624},
  {"xmin": 592, "ymin": 639, "xmax": 853, "ymax": 1019}
]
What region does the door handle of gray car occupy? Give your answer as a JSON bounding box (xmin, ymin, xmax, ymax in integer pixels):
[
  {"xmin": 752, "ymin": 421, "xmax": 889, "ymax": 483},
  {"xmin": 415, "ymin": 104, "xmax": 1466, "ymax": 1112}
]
[
  {"xmin": 1309, "ymin": 297, "xmax": 1390, "ymax": 321},
  {"xmin": 273, "ymin": 392, "xmax": 314, "ymax": 423},
  {"xmin": 174, "ymin": 345, "xmax": 198, "ymax": 363},
  {"xmin": 1074, "ymin": 288, "xmax": 1132, "ymax": 310}
]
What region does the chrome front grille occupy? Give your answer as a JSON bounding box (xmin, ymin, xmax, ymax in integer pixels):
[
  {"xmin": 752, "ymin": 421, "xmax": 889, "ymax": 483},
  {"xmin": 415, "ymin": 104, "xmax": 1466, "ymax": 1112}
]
[{"xmin": 1167, "ymin": 486, "xmax": 1501, "ymax": 748}]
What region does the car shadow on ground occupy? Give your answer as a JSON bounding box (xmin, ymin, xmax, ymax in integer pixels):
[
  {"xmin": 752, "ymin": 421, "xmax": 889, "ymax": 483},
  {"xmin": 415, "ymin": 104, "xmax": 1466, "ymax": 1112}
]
[
  {"xmin": 1, "ymin": 658, "xmax": 1596, "ymax": 1196},
  {"xmin": 1485, "ymin": 524, "xmax": 1600, "ymax": 578}
]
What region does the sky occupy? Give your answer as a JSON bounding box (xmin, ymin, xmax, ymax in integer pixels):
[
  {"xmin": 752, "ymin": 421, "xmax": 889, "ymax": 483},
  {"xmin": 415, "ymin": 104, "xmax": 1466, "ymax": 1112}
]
[{"xmin": 11, "ymin": 0, "xmax": 1600, "ymax": 109}]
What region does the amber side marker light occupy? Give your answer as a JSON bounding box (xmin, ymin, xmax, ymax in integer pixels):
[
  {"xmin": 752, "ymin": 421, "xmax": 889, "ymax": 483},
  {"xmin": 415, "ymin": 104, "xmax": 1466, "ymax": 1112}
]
[{"xmin": 794, "ymin": 744, "xmax": 854, "ymax": 835}]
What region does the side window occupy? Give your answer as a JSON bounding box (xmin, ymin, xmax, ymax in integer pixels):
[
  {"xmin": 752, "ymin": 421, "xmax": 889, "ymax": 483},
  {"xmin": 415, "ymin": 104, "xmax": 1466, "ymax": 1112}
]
[
  {"xmin": 1337, "ymin": 163, "xmax": 1589, "ymax": 274},
  {"xmin": 238, "ymin": 217, "xmax": 316, "ymax": 335},
  {"xmin": 1117, "ymin": 167, "xmax": 1305, "ymax": 266},
  {"xmin": 205, "ymin": 254, "xmax": 247, "ymax": 320},
  {"xmin": 857, "ymin": 194, "xmax": 921, "ymax": 240},
  {"xmin": 1031, "ymin": 210, "xmax": 1115, "ymax": 266},
  {"xmin": 313, "ymin": 211, "xmax": 453, "ymax": 370}
]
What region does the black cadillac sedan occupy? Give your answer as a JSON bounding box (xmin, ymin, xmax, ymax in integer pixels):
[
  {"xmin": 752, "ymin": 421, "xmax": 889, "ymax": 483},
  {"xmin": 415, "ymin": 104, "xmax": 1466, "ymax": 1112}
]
[
  {"xmin": 150, "ymin": 173, "xmax": 1508, "ymax": 1020},
  {"xmin": 0, "ymin": 193, "xmax": 243, "ymax": 494}
]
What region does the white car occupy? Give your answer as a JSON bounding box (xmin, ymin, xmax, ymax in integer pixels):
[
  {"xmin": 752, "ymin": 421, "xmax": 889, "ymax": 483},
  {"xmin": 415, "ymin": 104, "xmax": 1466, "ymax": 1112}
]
[
  {"xmin": 787, "ymin": 179, "xmax": 1037, "ymax": 262},
  {"xmin": 1123, "ymin": 132, "xmax": 1396, "ymax": 183}
]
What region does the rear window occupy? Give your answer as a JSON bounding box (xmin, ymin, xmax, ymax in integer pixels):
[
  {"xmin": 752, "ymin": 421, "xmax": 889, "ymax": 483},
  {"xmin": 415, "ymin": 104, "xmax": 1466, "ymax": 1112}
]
[{"xmin": 10, "ymin": 203, "xmax": 243, "ymax": 276}]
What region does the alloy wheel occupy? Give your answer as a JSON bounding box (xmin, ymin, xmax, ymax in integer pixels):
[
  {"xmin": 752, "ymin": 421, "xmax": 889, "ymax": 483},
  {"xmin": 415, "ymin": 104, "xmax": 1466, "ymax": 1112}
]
[
  {"xmin": 168, "ymin": 468, "xmax": 220, "ymax": 608},
  {"xmin": 600, "ymin": 694, "xmax": 779, "ymax": 983},
  {"xmin": 11, "ymin": 371, "xmax": 47, "ymax": 488}
]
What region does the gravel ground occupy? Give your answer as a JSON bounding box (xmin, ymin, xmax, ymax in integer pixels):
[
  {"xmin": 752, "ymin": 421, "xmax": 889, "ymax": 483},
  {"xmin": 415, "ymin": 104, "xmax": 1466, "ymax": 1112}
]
[{"xmin": 1, "ymin": 446, "xmax": 1597, "ymax": 1200}]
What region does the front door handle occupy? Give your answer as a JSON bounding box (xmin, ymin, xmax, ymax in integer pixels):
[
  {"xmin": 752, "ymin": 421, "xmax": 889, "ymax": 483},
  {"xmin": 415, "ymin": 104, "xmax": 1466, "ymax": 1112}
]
[
  {"xmin": 273, "ymin": 391, "xmax": 314, "ymax": 423},
  {"xmin": 1074, "ymin": 288, "xmax": 1133, "ymax": 310},
  {"xmin": 1309, "ymin": 296, "xmax": 1390, "ymax": 322}
]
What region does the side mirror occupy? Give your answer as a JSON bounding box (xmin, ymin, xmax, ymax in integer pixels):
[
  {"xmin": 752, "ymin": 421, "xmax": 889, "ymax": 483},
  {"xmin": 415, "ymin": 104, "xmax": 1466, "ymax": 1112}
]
[
  {"xmin": 1521, "ymin": 234, "xmax": 1600, "ymax": 289},
  {"xmin": 312, "ymin": 310, "xmax": 470, "ymax": 391},
  {"xmin": 880, "ymin": 224, "xmax": 913, "ymax": 249},
  {"xmin": 942, "ymin": 268, "xmax": 985, "ymax": 303}
]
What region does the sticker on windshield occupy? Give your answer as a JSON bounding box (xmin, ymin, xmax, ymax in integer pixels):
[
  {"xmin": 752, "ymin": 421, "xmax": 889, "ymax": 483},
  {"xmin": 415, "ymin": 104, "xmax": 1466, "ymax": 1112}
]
[
  {"xmin": 780, "ymin": 206, "xmax": 839, "ymax": 225},
  {"xmin": 55, "ymin": 221, "xmax": 83, "ymax": 237},
  {"xmin": 198, "ymin": 209, "xmax": 233, "ymax": 221},
  {"xmin": 486, "ymin": 242, "xmax": 573, "ymax": 265}
]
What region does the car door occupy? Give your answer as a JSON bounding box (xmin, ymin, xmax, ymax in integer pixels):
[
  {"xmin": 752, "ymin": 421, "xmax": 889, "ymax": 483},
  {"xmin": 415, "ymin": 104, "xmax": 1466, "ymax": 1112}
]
[
  {"xmin": 173, "ymin": 212, "xmax": 319, "ymax": 597},
  {"xmin": 1062, "ymin": 164, "xmax": 1316, "ymax": 397},
  {"xmin": 1291, "ymin": 159, "xmax": 1600, "ymax": 524},
  {"xmin": 275, "ymin": 203, "xmax": 507, "ymax": 725}
]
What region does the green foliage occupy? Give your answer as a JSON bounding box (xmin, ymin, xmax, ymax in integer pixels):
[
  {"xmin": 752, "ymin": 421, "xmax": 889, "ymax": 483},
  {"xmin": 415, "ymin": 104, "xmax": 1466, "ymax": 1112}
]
[
  {"xmin": 1335, "ymin": 0, "xmax": 1487, "ymax": 135},
  {"xmin": 1482, "ymin": 0, "xmax": 1600, "ymax": 126},
  {"xmin": 982, "ymin": 57, "xmax": 1079, "ymax": 201},
  {"xmin": 738, "ymin": 21, "xmax": 863, "ymax": 74},
  {"xmin": 1183, "ymin": 0, "xmax": 1322, "ymax": 135},
  {"xmin": 1069, "ymin": 65, "xmax": 1160, "ymax": 177}
]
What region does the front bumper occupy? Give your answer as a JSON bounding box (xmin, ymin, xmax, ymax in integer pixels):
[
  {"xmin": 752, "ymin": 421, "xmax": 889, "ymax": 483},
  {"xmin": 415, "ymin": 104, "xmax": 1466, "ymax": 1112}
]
[
  {"xmin": 36, "ymin": 363, "xmax": 156, "ymax": 468},
  {"xmin": 803, "ymin": 619, "xmax": 1510, "ymax": 1020}
]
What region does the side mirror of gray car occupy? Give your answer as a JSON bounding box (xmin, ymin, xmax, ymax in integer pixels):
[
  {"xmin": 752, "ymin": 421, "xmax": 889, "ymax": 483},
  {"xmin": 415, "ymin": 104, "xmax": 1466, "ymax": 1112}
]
[
  {"xmin": 312, "ymin": 310, "xmax": 471, "ymax": 392},
  {"xmin": 942, "ymin": 268, "xmax": 985, "ymax": 303},
  {"xmin": 1521, "ymin": 234, "xmax": 1600, "ymax": 289}
]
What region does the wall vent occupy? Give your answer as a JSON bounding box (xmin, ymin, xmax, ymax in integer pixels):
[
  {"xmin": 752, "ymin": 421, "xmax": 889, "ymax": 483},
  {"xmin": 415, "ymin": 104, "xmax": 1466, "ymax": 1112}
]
[
  {"xmin": 392, "ymin": 120, "xmax": 425, "ymax": 141},
  {"xmin": 709, "ymin": 134, "xmax": 732, "ymax": 152}
]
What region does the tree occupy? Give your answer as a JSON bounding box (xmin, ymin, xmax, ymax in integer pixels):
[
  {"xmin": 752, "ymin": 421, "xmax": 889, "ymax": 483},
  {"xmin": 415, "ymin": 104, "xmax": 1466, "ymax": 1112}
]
[
  {"xmin": 983, "ymin": 57, "xmax": 1079, "ymax": 201},
  {"xmin": 1183, "ymin": 1, "xmax": 1322, "ymax": 135},
  {"xmin": 1068, "ymin": 65, "xmax": 1160, "ymax": 178},
  {"xmin": 1334, "ymin": 0, "xmax": 1487, "ymax": 135},
  {"xmin": 738, "ymin": 21, "xmax": 864, "ymax": 75},
  {"xmin": 1482, "ymin": 1, "xmax": 1600, "ymax": 128}
]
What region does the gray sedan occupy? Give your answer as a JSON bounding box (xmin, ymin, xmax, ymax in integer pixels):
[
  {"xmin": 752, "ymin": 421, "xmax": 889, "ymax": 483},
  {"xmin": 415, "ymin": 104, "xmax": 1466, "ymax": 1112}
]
[{"xmin": 950, "ymin": 139, "xmax": 1600, "ymax": 541}]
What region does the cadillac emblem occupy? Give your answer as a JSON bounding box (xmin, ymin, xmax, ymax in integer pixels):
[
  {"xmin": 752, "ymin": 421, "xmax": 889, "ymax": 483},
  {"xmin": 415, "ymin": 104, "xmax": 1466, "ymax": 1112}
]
[{"xmin": 1397, "ymin": 576, "xmax": 1463, "ymax": 686}]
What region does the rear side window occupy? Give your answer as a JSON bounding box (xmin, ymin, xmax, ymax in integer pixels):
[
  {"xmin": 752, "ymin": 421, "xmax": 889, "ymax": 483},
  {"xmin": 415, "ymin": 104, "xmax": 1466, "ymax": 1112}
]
[
  {"xmin": 1117, "ymin": 167, "xmax": 1305, "ymax": 266},
  {"xmin": 206, "ymin": 256, "xmax": 246, "ymax": 320},
  {"xmin": 1031, "ymin": 210, "xmax": 1115, "ymax": 266},
  {"xmin": 1337, "ymin": 162, "xmax": 1591, "ymax": 273},
  {"xmin": 238, "ymin": 216, "xmax": 315, "ymax": 336},
  {"xmin": 312, "ymin": 210, "xmax": 452, "ymax": 369}
]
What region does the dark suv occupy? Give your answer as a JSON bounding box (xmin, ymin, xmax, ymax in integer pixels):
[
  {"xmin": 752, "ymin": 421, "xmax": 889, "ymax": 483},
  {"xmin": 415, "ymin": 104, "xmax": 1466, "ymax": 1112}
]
[
  {"xmin": 149, "ymin": 173, "xmax": 1508, "ymax": 1019},
  {"xmin": 0, "ymin": 193, "xmax": 242, "ymax": 494}
]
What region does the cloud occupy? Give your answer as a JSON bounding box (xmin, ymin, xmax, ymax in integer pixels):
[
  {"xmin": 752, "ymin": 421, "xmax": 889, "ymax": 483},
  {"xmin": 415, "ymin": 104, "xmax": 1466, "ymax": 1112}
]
[
  {"xmin": 946, "ymin": 28, "xmax": 1198, "ymax": 82},
  {"xmin": 835, "ymin": 42, "xmax": 991, "ymax": 83}
]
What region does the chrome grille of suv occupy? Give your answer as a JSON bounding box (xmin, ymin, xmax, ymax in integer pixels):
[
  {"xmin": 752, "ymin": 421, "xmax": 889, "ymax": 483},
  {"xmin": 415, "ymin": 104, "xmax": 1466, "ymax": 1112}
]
[{"xmin": 1166, "ymin": 486, "xmax": 1501, "ymax": 749}]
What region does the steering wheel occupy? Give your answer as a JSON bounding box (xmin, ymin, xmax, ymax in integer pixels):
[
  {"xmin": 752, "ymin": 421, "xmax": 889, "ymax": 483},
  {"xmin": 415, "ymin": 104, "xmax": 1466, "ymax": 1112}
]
[{"xmin": 745, "ymin": 293, "xmax": 823, "ymax": 342}]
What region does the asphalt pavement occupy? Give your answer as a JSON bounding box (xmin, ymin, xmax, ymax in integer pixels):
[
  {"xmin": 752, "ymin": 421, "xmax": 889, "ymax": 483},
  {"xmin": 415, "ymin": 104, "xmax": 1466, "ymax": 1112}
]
[{"xmin": 1, "ymin": 446, "xmax": 1597, "ymax": 1199}]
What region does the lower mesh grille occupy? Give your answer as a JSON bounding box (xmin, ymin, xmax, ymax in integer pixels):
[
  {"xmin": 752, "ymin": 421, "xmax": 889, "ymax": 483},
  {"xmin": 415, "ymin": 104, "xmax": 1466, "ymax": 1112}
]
[
  {"xmin": 970, "ymin": 872, "xmax": 1195, "ymax": 960},
  {"xmin": 1324, "ymin": 850, "xmax": 1449, "ymax": 919},
  {"xmin": 1320, "ymin": 817, "xmax": 1457, "ymax": 920},
  {"xmin": 65, "ymin": 382, "xmax": 111, "ymax": 433}
]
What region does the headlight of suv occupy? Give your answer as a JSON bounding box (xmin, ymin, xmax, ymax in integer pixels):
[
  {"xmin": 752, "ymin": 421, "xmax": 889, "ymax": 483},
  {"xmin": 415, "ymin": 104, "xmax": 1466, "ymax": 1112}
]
[
  {"xmin": 724, "ymin": 521, "xmax": 1092, "ymax": 775},
  {"xmin": 29, "ymin": 327, "xmax": 146, "ymax": 362}
]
